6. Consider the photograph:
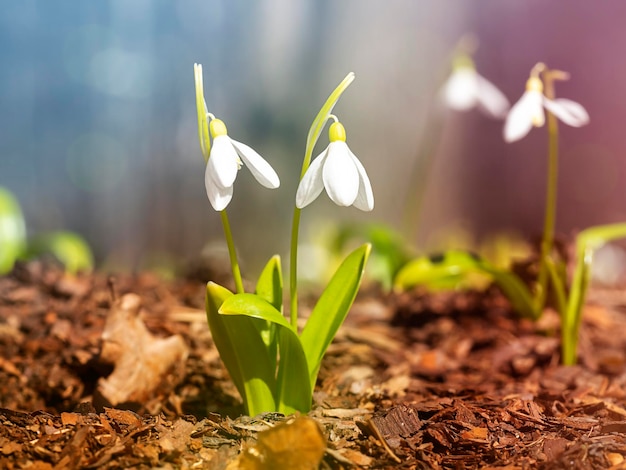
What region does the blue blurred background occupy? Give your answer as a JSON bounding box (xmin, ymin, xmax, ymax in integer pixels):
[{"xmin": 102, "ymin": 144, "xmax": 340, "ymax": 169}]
[{"xmin": 1, "ymin": 0, "xmax": 626, "ymax": 274}]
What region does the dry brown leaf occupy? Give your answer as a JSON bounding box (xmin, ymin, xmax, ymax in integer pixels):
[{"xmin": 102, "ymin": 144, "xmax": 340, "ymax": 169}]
[
  {"xmin": 97, "ymin": 294, "xmax": 188, "ymax": 405},
  {"xmin": 231, "ymin": 416, "xmax": 326, "ymax": 470}
]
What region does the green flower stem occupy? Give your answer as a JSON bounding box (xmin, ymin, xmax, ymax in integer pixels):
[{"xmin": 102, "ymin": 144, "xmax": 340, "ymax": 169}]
[
  {"xmin": 289, "ymin": 125, "xmax": 321, "ymax": 329},
  {"xmin": 534, "ymin": 69, "xmax": 560, "ymax": 312},
  {"xmin": 402, "ymin": 102, "xmax": 446, "ymax": 242},
  {"xmin": 220, "ymin": 210, "xmax": 245, "ymax": 294},
  {"xmin": 289, "ymin": 206, "xmax": 303, "ymax": 329}
]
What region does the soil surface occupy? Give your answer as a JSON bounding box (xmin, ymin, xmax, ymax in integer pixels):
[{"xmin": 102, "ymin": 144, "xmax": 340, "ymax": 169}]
[{"xmin": 1, "ymin": 259, "xmax": 626, "ymax": 469}]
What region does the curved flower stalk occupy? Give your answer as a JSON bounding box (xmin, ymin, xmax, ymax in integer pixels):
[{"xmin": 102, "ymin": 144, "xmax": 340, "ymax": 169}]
[
  {"xmin": 296, "ymin": 118, "xmax": 374, "ymax": 211},
  {"xmin": 504, "ymin": 64, "xmax": 589, "ymax": 142},
  {"xmin": 504, "ymin": 63, "xmax": 589, "ymax": 315},
  {"xmin": 442, "ymin": 54, "xmax": 510, "ymax": 119}
]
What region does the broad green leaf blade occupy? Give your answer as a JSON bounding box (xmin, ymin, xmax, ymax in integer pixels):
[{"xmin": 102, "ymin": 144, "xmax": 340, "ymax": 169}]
[
  {"xmin": 0, "ymin": 187, "xmax": 27, "ymax": 274},
  {"xmin": 206, "ymin": 283, "xmax": 276, "ymax": 415},
  {"xmin": 275, "ymin": 326, "xmax": 312, "ymax": 414},
  {"xmin": 394, "ymin": 250, "xmax": 538, "ymax": 319},
  {"xmin": 302, "ymin": 73, "xmax": 355, "ymax": 178},
  {"xmin": 479, "ymin": 265, "xmax": 538, "ymax": 320},
  {"xmin": 394, "ymin": 250, "xmax": 487, "ymax": 291},
  {"xmin": 220, "ymin": 293, "xmax": 311, "ymax": 413},
  {"xmin": 221, "ymin": 293, "xmax": 293, "ymax": 330},
  {"xmin": 563, "ymin": 223, "xmax": 626, "ymax": 365},
  {"xmin": 256, "ymin": 255, "xmax": 283, "ymax": 312},
  {"xmin": 254, "ymin": 255, "xmax": 283, "ymax": 371},
  {"xmin": 300, "ymin": 244, "xmax": 370, "ymax": 389}
]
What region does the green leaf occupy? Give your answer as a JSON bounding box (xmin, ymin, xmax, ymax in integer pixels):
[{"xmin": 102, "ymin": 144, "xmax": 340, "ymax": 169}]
[
  {"xmin": 0, "ymin": 187, "xmax": 27, "ymax": 274},
  {"xmin": 562, "ymin": 223, "xmax": 626, "ymax": 365},
  {"xmin": 220, "ymin": 293, "xmax": 311, "ymax": 414},
  {"xmin": 479, "ymin": 264, "xmax": 538, "ymax": 319},
  {"xmin": 394, "ymin": 250, "xmax": 538, "ymax": 319},
  {"xmin": 27, "ymin": 231, "xmax": 94, "ymax": 274},
  {"xmin": 254, "ymin": 255, "xmax": 283, "ymax": 372},
  {"xmin": 256, "ymin": 255, "xmax": 283, "ymax": 312},
  {"xmin": 302, "ymin": 73, "xmax": 355, "ymax": 177},
  {"xmin": 206, "ymin": 283, "xmax": 276, "ymax": 416},
  {"xmin": 300, "ymin": 243, "xmax": 370, "ymax": 388},
  {"xmin": 394, "ymin": 250, "xmax": 486, "ymax": 291}
]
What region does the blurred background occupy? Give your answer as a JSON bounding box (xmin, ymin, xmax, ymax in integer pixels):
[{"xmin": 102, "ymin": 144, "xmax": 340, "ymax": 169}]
[{"xmin": 1, "ymin": 0, "xmax": 625, "ymax": 275}]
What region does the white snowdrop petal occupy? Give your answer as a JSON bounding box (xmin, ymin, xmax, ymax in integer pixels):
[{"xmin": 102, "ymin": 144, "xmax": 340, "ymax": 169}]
[
  {"xmin": 443, "ymin": 69, "xmax": 478, "ymax": 111},
  {"xmin": 230, "ymin": 138, "xmax": 280, "ymax": 189},
  {"xmin": 348, "ymin": 149, "xmax": 374, "ymax": 211},
  {"xmin": 475, "ymin": 74, "xmax": 510, "ymax": 119},
  {"xmin": 504, "ymin": 91, "xmax": 540, "ymax": 142},
  {"xmin": 543, "ymin": 98, "xmax": 590, "ymax": 127},
  {"xmin": 205, "ymin": 164, "xmax": 233, "ymax": 211},
  {"xmin": 322, "ymin": 142, "xmax": 359, "ymax": 207},
  {"xmin": 208, "ymin": 136, "xmax": 239, "ymax": 188},
  {"xmin": 295, "ymin": 149, "xmax": 327, "ymax": 209}
]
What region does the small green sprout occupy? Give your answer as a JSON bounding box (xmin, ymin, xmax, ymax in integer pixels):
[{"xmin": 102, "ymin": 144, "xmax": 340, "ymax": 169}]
[
  {"xmin": 0, "ymin": 187, "xmax": 27, "ymax": 274},
  {"xmin": 27, "ymin": 231, "xmax": 94, "ymax": 274},
  {"xmin": 0, "ymin": 186, "xmax": 93, "ymax": 274},
  {"xmin": 194, "ymin": 66, "xmax": 372, "ymax": 415}
]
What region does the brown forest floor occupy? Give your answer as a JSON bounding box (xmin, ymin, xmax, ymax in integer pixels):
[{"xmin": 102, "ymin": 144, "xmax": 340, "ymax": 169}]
[{"xmin": 2, "ymin": 259, "xmax": 626, "ymax": 469}]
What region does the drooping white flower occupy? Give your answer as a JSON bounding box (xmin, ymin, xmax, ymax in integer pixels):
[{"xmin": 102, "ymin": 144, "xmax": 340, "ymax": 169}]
[
  {"xmin": 296, "ymin": 120, "xmax": 374, "ymax": 211},
  {"xmin": 194, "ymin": 63, "xmax": 280, "ymax": 211},
  {"xmin": 442, "ymin": 56, "xmax": 510, "ymax": 119},
  {"xmin": 504, "ymin": 74, "xmax": 589, "ymax": 143},
  {"xmin": 205, "ymin": 118, "xmax": 280, "ymax": 211}
]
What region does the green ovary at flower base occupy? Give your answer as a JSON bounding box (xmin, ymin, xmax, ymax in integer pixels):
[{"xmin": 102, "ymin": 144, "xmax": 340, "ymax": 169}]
[
  {"xmin": 195, "ymin": 67, "xmax": 372, "ymax": 415},
  {"xmin": 296, "ymin": 119, "xmax": 374, "ymax": 211}
]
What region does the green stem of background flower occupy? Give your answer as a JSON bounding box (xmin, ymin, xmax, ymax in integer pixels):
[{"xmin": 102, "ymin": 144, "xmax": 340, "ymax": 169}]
[
  {"xmin": 534, "ymin": 69, "xmax": 560, "ymax": 312},
  {"xmin": 402, "ymin": 102, "xmax": 446, "ymax": 243},
  {"xmin": 220, "ymin": 210, "xmax": 245, "ymax": 294}
]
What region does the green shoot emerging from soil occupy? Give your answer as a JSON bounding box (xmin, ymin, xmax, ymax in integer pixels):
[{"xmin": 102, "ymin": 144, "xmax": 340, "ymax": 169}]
[
  {"xmin": 194, "ymin": 65, "xmax": 372, "ymax": 416},
  {"xmin": 0, "ymin": 186, "xmax": 93, "ymax": 274}
]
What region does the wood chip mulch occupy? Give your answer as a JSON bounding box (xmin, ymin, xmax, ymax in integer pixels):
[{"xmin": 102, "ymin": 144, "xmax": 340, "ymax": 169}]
[{"xmin": 1, "ymin": 260, "xmax": 626, "ymax": 469}]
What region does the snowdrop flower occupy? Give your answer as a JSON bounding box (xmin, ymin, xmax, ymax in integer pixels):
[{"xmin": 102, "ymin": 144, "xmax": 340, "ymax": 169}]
[
  {"xmin": 194, "ymin": 63, "xmax": 280, "ymax": 211},
  {"xmin": 504, "ymin": 66, "xmax": 589, "ymax": 143},
  {"xmin": 442, "ymin": 55, "xmax": 510, "ymax": 119},
  {"xmin": 204, "ymin": 117, "xmax": 280, "ymax": 211},
  {"xmin": 296, "ymin": 119, "xmax": 374, "ymax": 211}
]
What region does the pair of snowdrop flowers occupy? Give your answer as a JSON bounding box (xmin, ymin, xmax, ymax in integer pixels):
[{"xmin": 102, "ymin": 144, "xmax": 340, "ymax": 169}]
[
  {"xmin": 193, "ymin": 63, "xmax": 373, "ymax": 212},
  {"xmin": 442, "ymin": 58, "xmax": 589, "ymax": 141}
]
